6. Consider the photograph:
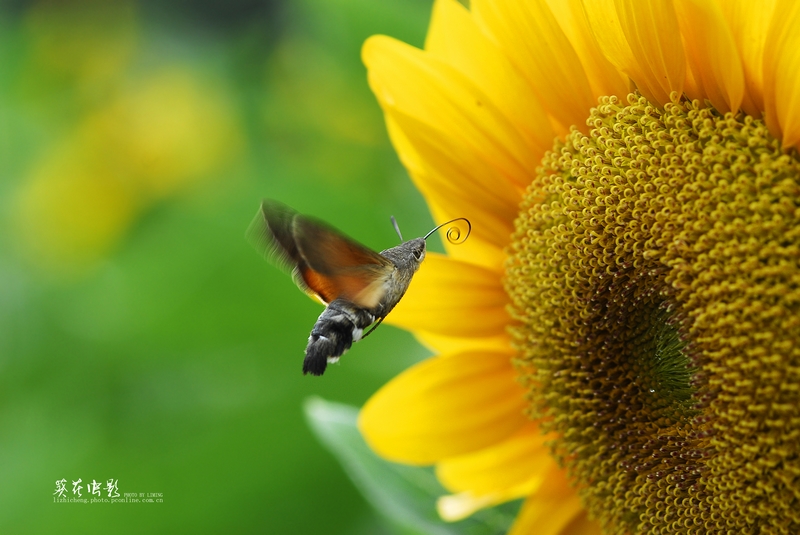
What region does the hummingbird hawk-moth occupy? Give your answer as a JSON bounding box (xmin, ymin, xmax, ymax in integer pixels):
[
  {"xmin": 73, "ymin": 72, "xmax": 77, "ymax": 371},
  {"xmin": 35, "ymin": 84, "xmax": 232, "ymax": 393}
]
[{"xmin": 247, "ymin": 199, "xmax": 470, "ymax": 376}]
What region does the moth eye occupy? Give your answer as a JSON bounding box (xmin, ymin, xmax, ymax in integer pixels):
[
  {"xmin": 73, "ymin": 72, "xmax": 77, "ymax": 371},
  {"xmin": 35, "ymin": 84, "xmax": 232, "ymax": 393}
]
[{"xmin": 414, "ymin": 248, "xmax": 424, "ymax": 261}]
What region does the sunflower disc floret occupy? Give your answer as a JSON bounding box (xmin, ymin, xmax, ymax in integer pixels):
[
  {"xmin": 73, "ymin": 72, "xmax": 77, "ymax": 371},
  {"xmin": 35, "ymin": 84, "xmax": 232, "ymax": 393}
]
[{"xmin": 507, "ymin": 93, "xmax": 800, "ymax": 534}]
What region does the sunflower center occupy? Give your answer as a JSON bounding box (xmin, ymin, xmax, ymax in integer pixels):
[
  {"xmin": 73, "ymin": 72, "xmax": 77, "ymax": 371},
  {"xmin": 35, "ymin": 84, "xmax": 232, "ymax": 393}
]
[{"xmin": 506, "ymin": 93, "xmax": 800, "ymax": 534}]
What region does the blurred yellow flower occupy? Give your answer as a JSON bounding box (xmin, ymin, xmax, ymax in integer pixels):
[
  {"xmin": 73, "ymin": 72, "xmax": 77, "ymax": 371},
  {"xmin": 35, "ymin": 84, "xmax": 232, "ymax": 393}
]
[
  {"xmin": 13, "ymin": 69, "xmax": 242, "ymax": 274},
  {"xmin": 358, "ymin": 0, "xmax": 800, "ymax": 533}
]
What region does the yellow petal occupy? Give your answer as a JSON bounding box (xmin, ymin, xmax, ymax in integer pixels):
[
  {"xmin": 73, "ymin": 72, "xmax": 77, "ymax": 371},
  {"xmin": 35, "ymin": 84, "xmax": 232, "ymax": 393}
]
[
  {"xmin": 359, "ymin": 350, "xmax": 527, "ymax": 464},
  {"xmin": 364, "ymin": 33, "xmax": 530, "ymax": 270},
  {"xmin": 674, "ymin": 0, "xmax": 744, "ymax": 114},
  {"xmin": 544, "ymin": 0, "xmax": 630, "ymax": 101},
  {"xmin": 436, "ymin": 423, "xmax": 552, "ymax": 496},
  {"xmin": 583, "ymin": 0, "xmax": 685, "ymax": 105},
  {"xmin": 387, "ymin": 253, "xmax": 510, "ymax": 339},
  {"xmin": 364, "ymin": 35, "xmax": 538, "ymax": 191},
  {"xmin": 581, "ymin": 0, "xmax": 640, "ymax": 91},
  {"xmin": 617, "ymin": 0, "xmax": 686, "ymax": 103},
  {"xmin": 508, "ymin": 465, "xmax": 588, "ymax": 535},
  {"xmin": 414, "ymin": 330, "xmax": 512, "ymax": 356},
  {"xmin": 425, "ymin": 0, "xmax": 555, "ymax": 158},
  {"xmin": 763, "ymin": 0, "xmax": 800, "ymax": 149},
  {"xmin": 437, "ymin": 492, "xmax": 498, "ymax": 522},
  {"xmin": 384, "ymin": 112, "xmax": 517, "ymax": 271},
  {"xmin": 472, "ymin": 0, "xmax": 596, "ymax": 135},
  {"xmin": 716, "ymin": 0, "xmax": 777, "ymax": 117}
]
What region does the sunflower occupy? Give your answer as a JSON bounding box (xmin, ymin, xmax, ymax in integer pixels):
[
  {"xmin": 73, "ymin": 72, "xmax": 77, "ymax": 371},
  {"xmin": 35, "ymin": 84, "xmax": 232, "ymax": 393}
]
[{"xmin": 357, "ymin": 0, "xmax": 800, "ymax": 533}]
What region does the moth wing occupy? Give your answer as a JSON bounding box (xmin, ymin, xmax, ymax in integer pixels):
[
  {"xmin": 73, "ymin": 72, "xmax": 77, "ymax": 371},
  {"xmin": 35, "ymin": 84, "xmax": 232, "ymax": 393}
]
[
  {"xmin": 247, "ymin": 199, "xmax": 315, "ymax": 291},
  {"xmin": 248, "ymin": 199, "xmax": 393, "ymax": 308},
  {"xmin": 292, "ymin": 215, "xmax": 394, "ymax": 308}
]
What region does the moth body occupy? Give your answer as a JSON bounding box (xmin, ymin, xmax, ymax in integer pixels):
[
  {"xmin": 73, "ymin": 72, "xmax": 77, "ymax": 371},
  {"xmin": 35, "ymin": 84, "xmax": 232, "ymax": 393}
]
[
  {"xmin": 249, "ymin": 200, "xmax": 429, "ymax": 376},
  {"xmin": 248, "ymin": 199, "xmax": 467, "ymax": 376},
  {"xmin": 301, "ymin": 238, "xmax": 426, "ymax": 375}
]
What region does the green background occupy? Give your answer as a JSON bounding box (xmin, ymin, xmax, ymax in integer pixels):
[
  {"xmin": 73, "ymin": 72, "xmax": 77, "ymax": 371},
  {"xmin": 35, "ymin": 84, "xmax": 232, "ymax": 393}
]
[{"xmin": 0, "ymin": 0, "xmax": 442, "ymax": 533}]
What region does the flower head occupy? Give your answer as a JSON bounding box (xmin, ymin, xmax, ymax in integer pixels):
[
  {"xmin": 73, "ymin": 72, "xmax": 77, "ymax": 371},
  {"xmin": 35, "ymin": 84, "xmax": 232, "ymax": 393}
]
[{"xmin": 358, "ymin": 0, "xmax": 800, "ymax": 533}]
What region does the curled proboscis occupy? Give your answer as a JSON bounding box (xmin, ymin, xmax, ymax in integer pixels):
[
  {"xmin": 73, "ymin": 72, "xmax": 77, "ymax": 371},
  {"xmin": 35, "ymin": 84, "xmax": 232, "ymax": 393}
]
[{"xmin": 423, "ymin": 217, "xmax": 471, "ymax": 245}]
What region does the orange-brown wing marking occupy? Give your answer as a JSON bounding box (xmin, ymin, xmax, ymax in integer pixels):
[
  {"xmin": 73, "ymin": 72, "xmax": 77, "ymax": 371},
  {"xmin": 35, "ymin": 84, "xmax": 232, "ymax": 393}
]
[
  {"xmin": 296, "ymin": 264, "xmax": 388, "ymax": 308},
  {"xmin": 292, "ymin": 216, "xmax": 393, "ymax": 308},
  {"xmin": 297, "ymin": 266, "xmax": 338, "ymax": 305},
  {"xmin": 248, "ymin": 199, "xmax": 394, "ymax": 308},
  {"xmin": 248, "ymin": 199, "xmax": 318, "ymax": 298}
]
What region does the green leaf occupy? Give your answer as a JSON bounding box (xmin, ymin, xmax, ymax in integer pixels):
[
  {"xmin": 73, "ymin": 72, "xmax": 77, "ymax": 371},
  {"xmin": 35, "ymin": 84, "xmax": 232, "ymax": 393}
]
[{"xmin": 304, "ymin": 397, "xmax": 522, "ymax": 535}]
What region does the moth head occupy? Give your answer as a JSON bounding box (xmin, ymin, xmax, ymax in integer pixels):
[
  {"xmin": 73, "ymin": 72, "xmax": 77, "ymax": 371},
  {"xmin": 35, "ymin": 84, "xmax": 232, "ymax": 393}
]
[
  {"xmin": 382, "ymin": 237, "xmax": 426, "ymax": 272},
  {"xmin": 381, "ymin": 216, "xmax": 471, "ymax": 271}
]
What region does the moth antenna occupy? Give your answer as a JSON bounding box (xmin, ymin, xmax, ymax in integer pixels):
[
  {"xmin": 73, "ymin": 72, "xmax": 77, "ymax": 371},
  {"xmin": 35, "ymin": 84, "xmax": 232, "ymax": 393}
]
[
  {"xmin": 423, "ymin": 217, "xmax": 471, "ymax": 244},
  {"xmin": 390, "ymin": 215, "xmax": 403, "ymax": 242},
  {"xmin": 361, "ymin": 316, "xmax": 386, "ymax": 339}
]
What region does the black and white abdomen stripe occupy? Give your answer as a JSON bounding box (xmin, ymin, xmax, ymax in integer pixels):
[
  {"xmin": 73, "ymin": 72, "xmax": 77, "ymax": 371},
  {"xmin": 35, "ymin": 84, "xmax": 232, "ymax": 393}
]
[{"xmin": 303, "ymin": 298, "xmax": 377, "ymax": 376}]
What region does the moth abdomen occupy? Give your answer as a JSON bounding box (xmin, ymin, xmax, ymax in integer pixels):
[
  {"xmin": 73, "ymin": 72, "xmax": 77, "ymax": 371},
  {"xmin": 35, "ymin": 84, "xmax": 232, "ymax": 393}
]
[{"xmin": 303, "ymin": 299, "xmax": 377, "ymax": 376}]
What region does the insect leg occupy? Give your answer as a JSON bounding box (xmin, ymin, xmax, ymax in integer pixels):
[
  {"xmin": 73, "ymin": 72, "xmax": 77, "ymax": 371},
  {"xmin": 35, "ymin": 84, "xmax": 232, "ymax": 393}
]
[{"xmin": 361, "ymin": 316, "xmax": 386, "ymax": 339}]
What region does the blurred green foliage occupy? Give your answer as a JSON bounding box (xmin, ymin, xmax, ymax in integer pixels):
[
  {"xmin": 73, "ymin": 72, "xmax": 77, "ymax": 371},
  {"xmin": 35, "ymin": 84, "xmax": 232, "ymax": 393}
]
[
  {"xmin": 0, "ymin": 0, "xmax": 439, "ymax": 533},
  {"xmin": 306, "ymin": 399, "xmax": 521, "ymax": 535}
]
